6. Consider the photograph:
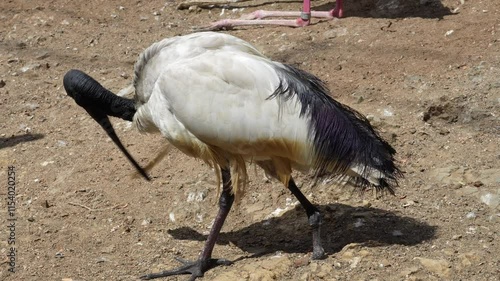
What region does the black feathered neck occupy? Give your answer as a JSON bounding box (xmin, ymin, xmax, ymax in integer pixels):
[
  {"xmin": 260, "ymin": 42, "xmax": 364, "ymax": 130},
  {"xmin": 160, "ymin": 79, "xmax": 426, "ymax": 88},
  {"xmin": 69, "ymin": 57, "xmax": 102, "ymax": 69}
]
[{"xmin": 63, "ymin": 69, "xmax": 135, "ymax": 121}]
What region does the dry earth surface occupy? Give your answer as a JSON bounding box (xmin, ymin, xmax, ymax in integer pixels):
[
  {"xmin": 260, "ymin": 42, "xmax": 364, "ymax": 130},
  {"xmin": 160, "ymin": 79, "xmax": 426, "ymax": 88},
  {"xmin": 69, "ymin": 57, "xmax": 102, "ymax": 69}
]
[{"xmin": 1, "ymin": 0, "xmax": 499, "ymax": 280}]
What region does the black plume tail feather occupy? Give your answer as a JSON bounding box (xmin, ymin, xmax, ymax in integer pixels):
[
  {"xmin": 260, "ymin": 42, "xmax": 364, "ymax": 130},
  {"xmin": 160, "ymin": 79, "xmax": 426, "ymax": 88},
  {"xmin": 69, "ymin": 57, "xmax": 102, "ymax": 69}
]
[
  {"xmin": 272, "ymin": 64, "xmax": 402, "ymax": 191},
  {"xmin": 63, "ymin": 69, "xmax": 150, "ymax": 181}
]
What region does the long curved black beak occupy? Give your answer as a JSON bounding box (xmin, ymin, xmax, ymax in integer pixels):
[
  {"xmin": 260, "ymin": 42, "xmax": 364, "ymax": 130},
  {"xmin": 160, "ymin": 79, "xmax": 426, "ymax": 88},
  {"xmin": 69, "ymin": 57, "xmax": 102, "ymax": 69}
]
[{"xmin": 63, "ymin": 69, "xmax": 150, "ymax": 181}]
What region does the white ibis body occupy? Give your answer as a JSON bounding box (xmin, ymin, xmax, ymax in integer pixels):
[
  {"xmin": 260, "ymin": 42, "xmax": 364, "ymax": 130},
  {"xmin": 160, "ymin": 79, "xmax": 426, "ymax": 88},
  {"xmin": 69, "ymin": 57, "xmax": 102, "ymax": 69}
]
[{"xmin": 64, "ymin": 31, "xmax": 400, "ymax": 280}]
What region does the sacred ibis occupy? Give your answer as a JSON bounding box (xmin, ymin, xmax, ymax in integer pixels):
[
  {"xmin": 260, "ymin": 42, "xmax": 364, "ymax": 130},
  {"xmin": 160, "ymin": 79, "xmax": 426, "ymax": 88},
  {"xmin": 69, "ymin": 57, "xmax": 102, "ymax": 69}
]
[
  {"xmin": 63, "ymin": 31, "xmax": 400, "ymax": 280},
  {"xmin": 179, "ymin": 0, "xmax": 343, "ymax": 30}
]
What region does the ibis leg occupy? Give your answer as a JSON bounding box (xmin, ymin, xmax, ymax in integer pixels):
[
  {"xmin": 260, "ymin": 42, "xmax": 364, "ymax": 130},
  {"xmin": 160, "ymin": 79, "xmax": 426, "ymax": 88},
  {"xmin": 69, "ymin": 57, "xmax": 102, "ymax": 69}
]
[
  {"xmin": 287, "ymin": 178, "xmax": 326, "ymax": 259},
  {"xmin": 140, "ymin": 169, "xmax": 235, "ymax": 280}
]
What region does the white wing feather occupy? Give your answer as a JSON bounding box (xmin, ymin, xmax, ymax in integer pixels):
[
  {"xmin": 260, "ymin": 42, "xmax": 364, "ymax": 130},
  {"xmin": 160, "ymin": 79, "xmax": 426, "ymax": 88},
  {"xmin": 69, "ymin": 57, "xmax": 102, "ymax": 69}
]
[
  {"xmin": 134, "ymin": 32, "xmax": 264, "ymax": 105},
  {"xmin": 133, "ymin": 32, "xmax": 313, "ymax": 167}
]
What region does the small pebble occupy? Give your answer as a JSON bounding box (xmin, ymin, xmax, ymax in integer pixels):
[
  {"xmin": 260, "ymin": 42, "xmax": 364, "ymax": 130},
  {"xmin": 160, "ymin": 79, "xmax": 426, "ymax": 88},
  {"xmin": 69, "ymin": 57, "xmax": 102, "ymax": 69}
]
[
  {"xmin": 466, "ymin": 212, "xmax": 476, "ymax": 219},
  {"xmin": 55, "ymin": 252, "xmax": 65, "ymax": 258},
  {"xmin": 293, "ymin": 256, "xmax": 310, "ymax": 268},
  {"xmin": 57, "ymin": 140, "xmax": 67, "ymax": 147}
]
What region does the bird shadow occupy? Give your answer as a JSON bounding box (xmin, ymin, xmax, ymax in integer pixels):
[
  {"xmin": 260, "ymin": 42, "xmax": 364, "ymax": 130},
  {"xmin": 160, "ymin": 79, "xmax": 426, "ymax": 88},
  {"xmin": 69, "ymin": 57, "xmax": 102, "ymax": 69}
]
[
  {"xmin": 168, "ymin": 203, "xmax": 437, "ymax": 257},
  {"xmin": 0, "ymin": 133, "xmax": 44, "ymax": 149},
  {"xmin": 317, "ymin": 0, "xmax": 453, "ymax": 20},
  {"xmin": 190, "ymin": 0, "xmax": 453, "ymax": 20}
]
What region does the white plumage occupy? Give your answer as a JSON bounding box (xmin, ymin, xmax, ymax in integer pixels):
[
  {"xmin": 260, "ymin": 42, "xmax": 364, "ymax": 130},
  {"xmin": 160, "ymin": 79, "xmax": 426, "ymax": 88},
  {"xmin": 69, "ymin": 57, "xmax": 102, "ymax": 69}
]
[
  {"xmin": 63, "ymin": 31, "xmax": 400, "ymax": 280},
  {"xmin": 133, "ymin": 32, "xmax": 314, "ymax": 197}
]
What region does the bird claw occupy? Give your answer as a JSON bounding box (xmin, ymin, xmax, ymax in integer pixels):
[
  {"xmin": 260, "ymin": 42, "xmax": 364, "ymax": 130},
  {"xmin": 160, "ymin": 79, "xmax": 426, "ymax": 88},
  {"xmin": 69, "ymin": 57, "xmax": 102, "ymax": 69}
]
[{"xmin": 139, "ymin": 257, "xmax": 232, "ymax": 280}]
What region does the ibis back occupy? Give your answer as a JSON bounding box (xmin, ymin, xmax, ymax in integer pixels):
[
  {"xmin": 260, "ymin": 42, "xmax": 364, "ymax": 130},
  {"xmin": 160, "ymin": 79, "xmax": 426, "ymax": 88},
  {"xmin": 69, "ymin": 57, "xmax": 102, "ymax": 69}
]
[{"xmin": 131, "ymin": 32, "xmax": 400, "ymax": 199}]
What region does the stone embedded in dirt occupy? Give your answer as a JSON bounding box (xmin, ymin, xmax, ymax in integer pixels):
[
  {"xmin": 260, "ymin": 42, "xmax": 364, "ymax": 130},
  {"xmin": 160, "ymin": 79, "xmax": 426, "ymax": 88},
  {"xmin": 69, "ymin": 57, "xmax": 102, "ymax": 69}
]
[
  {"xmin": 41, "ymin": 160, "xmax": 54, "ymax": 166},
  {"xmin": 415, "ymin": 257, "xmax": 451, "ymax": 278},
  {"xmin": 399, "ymin": 266, "xmax": 420, "ymax": 278},
  {"xmin": 429, "ymin": 166, "xmax": 468, "ymax": 185},
  {"xmin": 349, "ymin": 256, "xmax": 362, "ymax": 269},
  {"xmin": 187, "ymin": 190, "xmax": 208, "ymax": 202},
  {"xmin": 168, "ymin": 212, "xmax": 175, "ymax": 222},
  {"xmin": 466, "ymin": 226, "xmax": 477, "ymax": 235},
  {"xmin": 309, "ymin": 261, "xmax": 319, "ymax": 271},
  {"xmin": 359, "ymin": 249, "xmax": 371, "ymax": 257},
  {"xmin": 472, "ymin": 181, "xmax": 484, "ymax": 187},
  {"xmin": 35, "ymin": 51, "xmax": 49, "ymax": 60},
  {"xmin": 308, "ymin": 261, "xmax": 335, "ymax": 277},
  {"xmin": 100, "ymin": 245, "xmax": 115, "ymax": 254},
  {"xmin": 404, "ymin": 74, "xmax": 427, "ymax": 91},
  {"xmin": 458, "ymin": 251, "xmax": 481, "ymax": 268},
  {"xmin": 322, "ymin": 27, "xmax": 348, "ymax": 39},
  {"xmin": 361, "ymin": 200, "xmax": 371, "ymax": 207},
  {"xmin": 466, "ymin": 212, "xmax": 476, "ymax": 219},
  {"xmin": 26, "ymin": 102, "xmax": 40, "ymax": 110},
  {"xmin": 378, "ymin": 258, "xmax": 391, "ymax": 268},
  {"xmin": 96, "ymin": 257, "xmax": 109, "ymax": 263},
  {"xmin": 315, "ymin": 263, "xmax": 334, "ymax": 278},
  {"xmin": 475, "ymin": 169, "xmax": 500, "ymax": 186},
  {"xmin": 0, "ymin": 79, "xmax": 5, "ymax": 88},
  {"xmin": 55, "ymin": 251, "xmax": 65, "ymax": 258},
  {"xmin": 366, "ymin": 114, "xmax": 382, "ymax": 126},
  {"xmin": 57, "ymin": 140, "xmax": 67, "ymax": 147},
  {"xmin": 340, "ymin": 242, "xmax": 364, "ymax": 253},
  {"xmin": 212, "ymin": 270, "xmax": 249, "ymax": 281},
  {"xmin": 300, "ymin": 272, "xmax": 311, "ymax": 281},
  {"xmin": 422, "ymin": 103, "xmax": 458, "ymax": 123},
  {"xmin": 341, "ymin": 249, "xmax": 354, "ymax": 260},
  {"xmin": 293, "ymin": 255, "xmax": 310, "ymax": 268},
  {"xmin": 402, "ymin": 200, "xmax": 417, "ymax": 207},
  {"xmin": 141, "ymin": 218, "xmax": 152, "ymax": 226},
  {"xmin": 382, "ymin": 107, "xmax": 394, "ymax": 117},
  {"xmin": 20, "ymin": 63, "xmax": 42, "ymax": 73},
  {"xmin": 455, "ymin": 186, "xmax": 479, "ymax": 196},
  {"xmin": 480, "ymin": 192, "xmax": 499, "ymax": 208},
  {"xmin": 236, "ymin": 256, "xmax": 292, "ymax": 281}
]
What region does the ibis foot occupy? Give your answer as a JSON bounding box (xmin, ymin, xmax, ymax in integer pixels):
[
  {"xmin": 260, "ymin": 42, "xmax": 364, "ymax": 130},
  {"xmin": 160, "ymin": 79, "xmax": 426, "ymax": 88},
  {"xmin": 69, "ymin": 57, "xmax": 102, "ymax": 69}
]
[
  {"xmin": 312, "ymin": 246, "xmax": 326, "ymax": 260},
  {"xmin": 140, "ymin": 257, "xmax": 232, "ymax": 280}
]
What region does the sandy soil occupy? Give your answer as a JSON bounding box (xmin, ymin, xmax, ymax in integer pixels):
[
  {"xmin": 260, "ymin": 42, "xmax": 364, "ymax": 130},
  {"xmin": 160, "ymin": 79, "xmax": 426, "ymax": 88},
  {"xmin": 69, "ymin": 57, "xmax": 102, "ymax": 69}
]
[{"xmin": 0, "ymin": 0, "xmax": 499, "ymax": 280}]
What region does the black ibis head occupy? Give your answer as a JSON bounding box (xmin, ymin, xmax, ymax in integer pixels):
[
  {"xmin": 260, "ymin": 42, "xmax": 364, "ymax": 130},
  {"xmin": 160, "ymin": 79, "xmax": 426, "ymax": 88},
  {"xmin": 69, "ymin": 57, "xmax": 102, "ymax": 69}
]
[{"xmin": 63, "ymin": 69, "xmax": 150, "ymax": 181}]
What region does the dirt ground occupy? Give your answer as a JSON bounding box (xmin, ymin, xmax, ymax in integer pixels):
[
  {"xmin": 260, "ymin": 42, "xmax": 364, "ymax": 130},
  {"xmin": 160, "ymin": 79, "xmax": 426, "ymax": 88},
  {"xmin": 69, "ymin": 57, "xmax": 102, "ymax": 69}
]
[{"xmin": 0, "ymin": 0, "xmax": 499, "ymax": 280}]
